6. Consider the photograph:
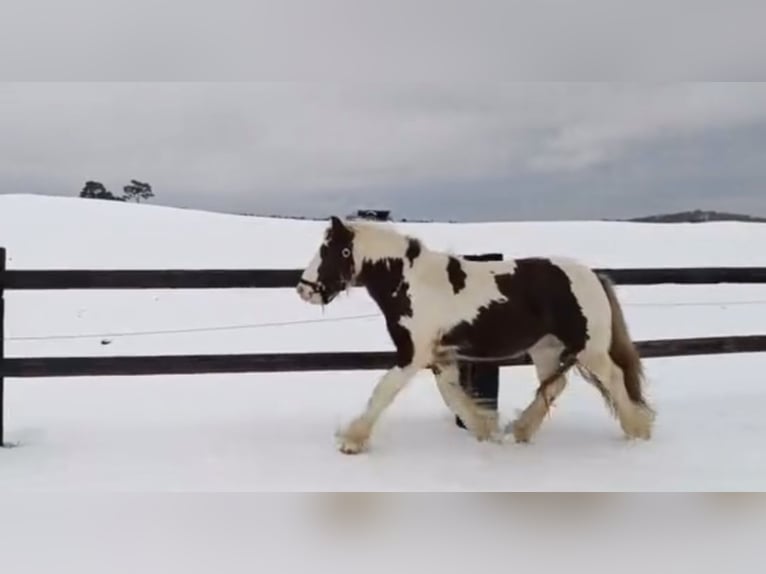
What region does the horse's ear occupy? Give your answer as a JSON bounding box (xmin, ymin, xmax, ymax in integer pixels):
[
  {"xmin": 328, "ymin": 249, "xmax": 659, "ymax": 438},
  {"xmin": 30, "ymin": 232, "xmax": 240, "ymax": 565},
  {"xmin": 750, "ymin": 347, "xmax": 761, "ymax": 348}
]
[{"xmin": 330, "ymin": 216, "xmax": 346, "ymax": 234}]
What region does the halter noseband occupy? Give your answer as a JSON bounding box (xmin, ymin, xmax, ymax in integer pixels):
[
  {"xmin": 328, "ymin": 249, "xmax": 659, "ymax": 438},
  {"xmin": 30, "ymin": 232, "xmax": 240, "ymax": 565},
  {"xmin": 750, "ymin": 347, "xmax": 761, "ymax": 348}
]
[
  {"xmin": 298, "ymin": 278, "xmax": 323, "ymax": 291},
  {"xmin": 298, "ymin": 277, "xmax": 337, "ymax": 304},
  {"xmin": 298, "ymin": 244, "xmax": 355, "ymax": 298}
]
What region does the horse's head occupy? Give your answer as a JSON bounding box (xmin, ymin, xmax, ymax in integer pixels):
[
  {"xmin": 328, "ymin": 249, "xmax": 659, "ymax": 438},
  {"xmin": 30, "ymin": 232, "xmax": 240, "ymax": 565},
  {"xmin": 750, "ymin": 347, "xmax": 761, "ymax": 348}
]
[{"xmin": 297, "ymin": 216, "xmax": 357, "ymax": 305}]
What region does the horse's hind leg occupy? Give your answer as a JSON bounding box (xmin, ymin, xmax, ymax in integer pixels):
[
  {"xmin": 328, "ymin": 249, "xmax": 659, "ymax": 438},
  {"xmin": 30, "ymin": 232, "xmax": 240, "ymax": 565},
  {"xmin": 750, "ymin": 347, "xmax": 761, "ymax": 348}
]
[
  {"xmin": 433, "ymin": 361, "xmax": 501, "ymax": 442},
  {"xmin": 577, "ymin": 352, "xmax": 654, "ymax": 440},
  {"xmin": 510, "ymin": 345, "xmax": 570, "ymax": 443}
]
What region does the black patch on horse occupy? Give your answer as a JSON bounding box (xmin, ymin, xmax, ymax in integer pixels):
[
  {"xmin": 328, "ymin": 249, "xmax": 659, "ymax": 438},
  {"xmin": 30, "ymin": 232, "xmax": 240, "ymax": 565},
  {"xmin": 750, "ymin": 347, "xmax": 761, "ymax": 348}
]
[
  {"xmin": 447, "ymin": 256, "xmax": 467, "ymax": 293},
  {"xmin": 405, "ymin": 239, "xmax": 421, "ymax": 267},
  {"xmin": 316, "ymin": 217, "xmax": 356, "ymax": 298},
  {"xmin": 358, "ymin": 257, "xmax": 415, "ymax": 367},
  {"xmin": 440, "ymin": 257, "xmax": 589, "ymax": 360}
]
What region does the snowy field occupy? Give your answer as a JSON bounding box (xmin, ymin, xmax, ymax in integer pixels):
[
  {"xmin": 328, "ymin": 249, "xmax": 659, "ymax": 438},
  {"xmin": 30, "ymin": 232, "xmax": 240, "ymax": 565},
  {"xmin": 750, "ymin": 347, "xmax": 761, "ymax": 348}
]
[{"xmin": 2, "ymin": 194, "xmax": 766, "ymax": 491}]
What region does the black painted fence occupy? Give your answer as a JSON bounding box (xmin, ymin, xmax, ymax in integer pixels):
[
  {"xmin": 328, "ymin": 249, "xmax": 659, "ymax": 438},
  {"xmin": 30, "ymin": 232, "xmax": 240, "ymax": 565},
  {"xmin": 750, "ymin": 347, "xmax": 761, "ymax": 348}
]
[
  {"xmin": 2, "ymin": 246, "xmax": 766, "ymax": 445},
  {"xmin": 3, "ymin": 335, "xmax": 766, "ymax": 379}
]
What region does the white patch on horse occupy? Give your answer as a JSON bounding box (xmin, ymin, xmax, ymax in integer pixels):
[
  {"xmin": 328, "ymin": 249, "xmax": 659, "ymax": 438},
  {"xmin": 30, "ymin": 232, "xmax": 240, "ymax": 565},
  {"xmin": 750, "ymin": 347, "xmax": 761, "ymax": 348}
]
[
  {"xmin": 350, "ymin": 222, "xmax": 410, "ymax": 265},
  {"xmin": 296, "ymin": 237, "xmax": 329, "ymax": 305},
  {"xmin": 545, "ymin": 256, "xmax": 612, "ymax": 356},
  {"xmin": 400, "ymin": 254, "xmax": 518, "ymax": 363}
]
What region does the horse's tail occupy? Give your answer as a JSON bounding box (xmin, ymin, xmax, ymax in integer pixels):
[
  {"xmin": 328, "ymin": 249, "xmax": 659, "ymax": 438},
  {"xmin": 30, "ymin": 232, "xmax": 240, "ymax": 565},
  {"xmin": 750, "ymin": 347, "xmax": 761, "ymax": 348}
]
[{"xmin": 597, "ymin": 273, "xmax": 650, "ymax": 409}]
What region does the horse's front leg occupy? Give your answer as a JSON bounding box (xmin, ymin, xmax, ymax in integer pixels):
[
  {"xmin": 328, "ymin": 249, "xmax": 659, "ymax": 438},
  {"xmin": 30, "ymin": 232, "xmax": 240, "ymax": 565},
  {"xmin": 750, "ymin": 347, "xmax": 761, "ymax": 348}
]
[
  {"xmin": 336, "ymin": 362, "xmax": 420, "ymax": 454},
  {"xmin": 432, "ymin": 361, "xmax": 502, "ymax": 443}
]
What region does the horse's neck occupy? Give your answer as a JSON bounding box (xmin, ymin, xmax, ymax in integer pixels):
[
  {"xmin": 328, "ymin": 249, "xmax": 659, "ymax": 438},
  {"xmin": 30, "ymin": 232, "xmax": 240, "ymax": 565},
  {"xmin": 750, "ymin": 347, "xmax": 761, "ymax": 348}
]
[
  {"xmin": 359, "ymin": 258, "xmax": 407, "ymax": 310},
  {"xmin": 358, "ymin": 247, "xmax": 443, "ymax": 318}
]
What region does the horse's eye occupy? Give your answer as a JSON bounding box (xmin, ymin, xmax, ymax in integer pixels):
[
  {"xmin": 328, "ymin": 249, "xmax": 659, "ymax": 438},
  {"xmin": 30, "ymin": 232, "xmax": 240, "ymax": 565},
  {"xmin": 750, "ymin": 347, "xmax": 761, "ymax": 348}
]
[{"xmin": 341, "ymin": 248, "xmax": 351, "ymax": 258}]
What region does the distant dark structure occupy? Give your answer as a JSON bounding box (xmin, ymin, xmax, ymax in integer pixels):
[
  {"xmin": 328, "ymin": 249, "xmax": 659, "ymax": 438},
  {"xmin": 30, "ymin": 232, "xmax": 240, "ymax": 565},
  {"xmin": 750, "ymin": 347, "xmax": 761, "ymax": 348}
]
[
  {"xmin": 627, "ymin": 209, "xmax": 766, "ymax": 223},
  {"xmin": 349, "ymin": 209, "xmax": 391, "ymax": 221}
]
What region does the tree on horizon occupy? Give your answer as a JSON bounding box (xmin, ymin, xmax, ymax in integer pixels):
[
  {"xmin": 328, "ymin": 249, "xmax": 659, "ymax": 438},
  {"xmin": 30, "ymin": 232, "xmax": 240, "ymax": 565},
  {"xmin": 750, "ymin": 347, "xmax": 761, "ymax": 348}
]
[
  {"xmin": 79, "ymin": 180, "xmax": 122, "ymax": 201},
  {"xmin": 122, "ymin": 180, "xmax": 154, "ymax": 203}
]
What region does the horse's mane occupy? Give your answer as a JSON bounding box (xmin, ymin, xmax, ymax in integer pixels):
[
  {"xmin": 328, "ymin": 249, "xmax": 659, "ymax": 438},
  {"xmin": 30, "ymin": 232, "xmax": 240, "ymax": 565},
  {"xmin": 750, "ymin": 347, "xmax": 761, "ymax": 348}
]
[
  {"xmin": 346, "ymin": 220, "xmax": 408, "ymax": 239},
  {"xmin": 346, "ymin": 220, "xmax": 424, "ymax": 256}
]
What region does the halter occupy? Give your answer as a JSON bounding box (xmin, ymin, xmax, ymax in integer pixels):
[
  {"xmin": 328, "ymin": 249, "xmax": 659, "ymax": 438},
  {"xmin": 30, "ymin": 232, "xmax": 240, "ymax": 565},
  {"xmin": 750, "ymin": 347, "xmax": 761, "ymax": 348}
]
[
  {"xmin": 298, "ymin": 277, "xmax": 340, "ymax": 305},
  {"xmin": 298, "ymin": 239, "xmax": 357, "ymax": 300},
  {"xmin": 298, "ymin": 278, "xmax": 323, "ymax": 291}
]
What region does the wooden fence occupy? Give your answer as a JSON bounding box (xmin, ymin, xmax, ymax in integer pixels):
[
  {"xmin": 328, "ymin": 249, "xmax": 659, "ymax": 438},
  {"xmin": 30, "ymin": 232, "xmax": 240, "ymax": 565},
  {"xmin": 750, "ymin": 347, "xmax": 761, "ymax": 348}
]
[{"xmin": 2, "ymin": 245, "xmax": 766, "ymax": 445}]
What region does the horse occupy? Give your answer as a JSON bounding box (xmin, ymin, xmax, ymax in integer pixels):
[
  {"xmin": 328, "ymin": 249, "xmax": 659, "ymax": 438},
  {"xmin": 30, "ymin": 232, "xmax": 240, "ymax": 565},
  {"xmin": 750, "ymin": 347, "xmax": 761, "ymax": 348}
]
[{"xmin": 296, "ymin": 216, "xmax": 655, "ymax": 454}]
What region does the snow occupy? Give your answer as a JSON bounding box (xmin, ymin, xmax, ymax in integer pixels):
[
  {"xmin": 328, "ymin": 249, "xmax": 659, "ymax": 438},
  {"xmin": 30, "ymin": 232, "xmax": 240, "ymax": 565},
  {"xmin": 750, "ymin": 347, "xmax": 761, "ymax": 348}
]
[{"xmin": 1, "ymin": 194, "xmax": 766, "ymax": 491}]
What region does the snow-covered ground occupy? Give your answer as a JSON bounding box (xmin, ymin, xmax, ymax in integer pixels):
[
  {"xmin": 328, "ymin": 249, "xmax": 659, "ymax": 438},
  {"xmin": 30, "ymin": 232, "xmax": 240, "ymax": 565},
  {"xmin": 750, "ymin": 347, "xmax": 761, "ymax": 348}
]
[{"xmin": 1, "ymin": 194, "xmax": 766, "ymax": 491}]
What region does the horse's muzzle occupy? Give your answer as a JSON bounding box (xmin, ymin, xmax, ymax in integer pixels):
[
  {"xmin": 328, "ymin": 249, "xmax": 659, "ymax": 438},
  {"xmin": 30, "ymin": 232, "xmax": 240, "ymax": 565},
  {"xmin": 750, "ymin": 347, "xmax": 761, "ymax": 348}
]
[{"xmin": 297, "ymin": 278, "xmax": 327, "ymax": 304}]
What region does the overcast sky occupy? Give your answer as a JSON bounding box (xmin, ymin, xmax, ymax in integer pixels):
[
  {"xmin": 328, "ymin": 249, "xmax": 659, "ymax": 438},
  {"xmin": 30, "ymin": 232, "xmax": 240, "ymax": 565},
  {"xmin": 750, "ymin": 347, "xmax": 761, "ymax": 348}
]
[{"xmin": 1, "ymin": 82, "xmax": 765, "ymax": 221}]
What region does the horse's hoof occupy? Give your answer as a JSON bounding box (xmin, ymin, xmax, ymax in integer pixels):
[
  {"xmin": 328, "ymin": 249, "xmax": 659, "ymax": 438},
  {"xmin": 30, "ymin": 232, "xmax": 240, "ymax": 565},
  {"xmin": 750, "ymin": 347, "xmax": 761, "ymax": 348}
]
[
  {"xmin": 473, "ymin": 423, "xmax": 504, "ymax": 444},
  {"xmin": 487, "ymin": 430, "xmax": 507, "ymax": 444},
  {"xmin": 337, "ymin": 437, "xmax": 367, "ymax": 455},
  {"xmin": 623, "ymin": 428, "xmax": 652, "ymax": 441},
  {"xmin": 507, "ymin": 420, "xmax": 532, "ymax": 443},
  {"xmin": 335, "ymin": 423, "xmax": 370, "ymax": 455}
]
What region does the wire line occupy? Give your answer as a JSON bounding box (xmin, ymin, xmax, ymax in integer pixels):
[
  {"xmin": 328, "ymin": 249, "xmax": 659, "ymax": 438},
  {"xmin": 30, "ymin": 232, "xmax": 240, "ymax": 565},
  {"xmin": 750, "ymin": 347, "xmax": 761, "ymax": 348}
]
[
  {"xmin": 626, "ymin": 300, "xmax": 766, "ymax": 308},
  {"xmin": 8, "ymin": 299, "xmax": 766, "ymax": 343},
  {"xmin": 7, "ymin": 313, "xmax": 381, "ymax": 342}
]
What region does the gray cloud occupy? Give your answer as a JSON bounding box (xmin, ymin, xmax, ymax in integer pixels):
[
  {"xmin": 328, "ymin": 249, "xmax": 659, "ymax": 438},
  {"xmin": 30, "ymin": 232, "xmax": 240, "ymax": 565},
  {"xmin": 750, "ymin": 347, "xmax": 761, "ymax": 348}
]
[
  {"xmin": 1, "ymin": 1, "xmax": 765, "ymax": 80},
  {"xmin": 1, "ymin": 82, "xmax": 766, "ymax": 220}
]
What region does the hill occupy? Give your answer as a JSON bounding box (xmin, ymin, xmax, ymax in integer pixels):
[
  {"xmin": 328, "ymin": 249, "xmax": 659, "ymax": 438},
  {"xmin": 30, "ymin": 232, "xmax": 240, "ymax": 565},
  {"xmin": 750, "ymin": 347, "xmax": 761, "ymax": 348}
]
[{"xmin": 627, "ymin": 208, "xmax": 766, "ymax": 223}]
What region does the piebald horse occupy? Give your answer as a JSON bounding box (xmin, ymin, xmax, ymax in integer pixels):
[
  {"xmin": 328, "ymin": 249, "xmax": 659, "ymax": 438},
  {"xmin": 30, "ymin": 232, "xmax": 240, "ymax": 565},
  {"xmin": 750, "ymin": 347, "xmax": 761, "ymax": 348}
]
[{"xmin": 297, "ymin": 217, "xmax": 655, "ymax": 454}]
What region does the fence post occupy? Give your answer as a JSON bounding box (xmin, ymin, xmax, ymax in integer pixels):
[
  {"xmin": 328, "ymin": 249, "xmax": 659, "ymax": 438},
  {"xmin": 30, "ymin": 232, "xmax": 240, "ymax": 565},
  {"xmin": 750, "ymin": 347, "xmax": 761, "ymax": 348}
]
[
  {"xmin": 455, "ymin": 253, "xmax": 503, "ymax": 429},
  {"xmin": 0, "ymin": 247, "xmax": 5, "ymax": 446}
]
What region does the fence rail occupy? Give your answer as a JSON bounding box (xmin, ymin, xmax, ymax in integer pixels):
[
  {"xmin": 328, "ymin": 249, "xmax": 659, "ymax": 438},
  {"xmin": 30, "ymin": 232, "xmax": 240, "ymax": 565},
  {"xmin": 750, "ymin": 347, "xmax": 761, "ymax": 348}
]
[
  {"xmin": 3, "ymin": 335, "xmax": 766, "ymax": 379},
  {"xmin": 3, "ymin": 266, "xmax": 766, "ymax": 290}
]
